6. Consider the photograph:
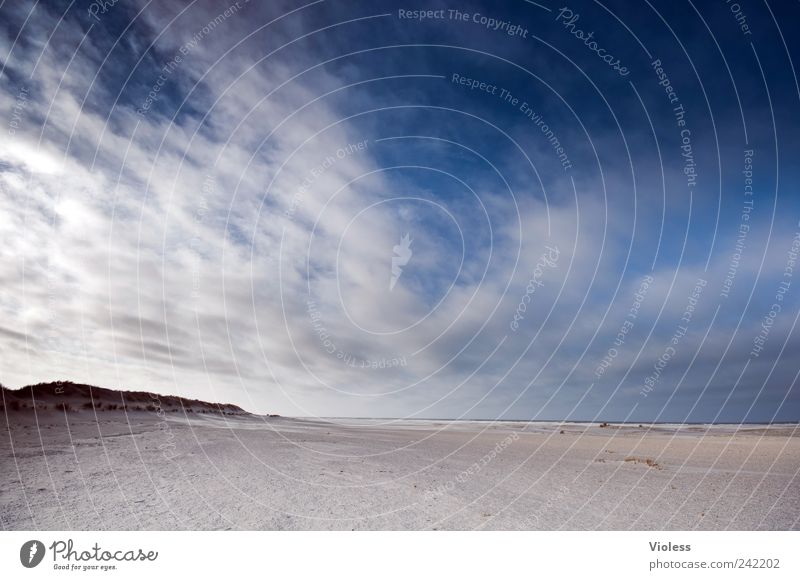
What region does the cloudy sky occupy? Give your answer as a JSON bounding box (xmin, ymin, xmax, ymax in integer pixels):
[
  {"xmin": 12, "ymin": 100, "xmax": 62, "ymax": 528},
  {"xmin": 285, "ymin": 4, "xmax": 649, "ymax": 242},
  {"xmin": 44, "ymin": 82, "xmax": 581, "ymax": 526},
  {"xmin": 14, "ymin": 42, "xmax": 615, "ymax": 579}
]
[{"xmin": 1, "ymin": 0, "xmax": 799, "ymax": 421}]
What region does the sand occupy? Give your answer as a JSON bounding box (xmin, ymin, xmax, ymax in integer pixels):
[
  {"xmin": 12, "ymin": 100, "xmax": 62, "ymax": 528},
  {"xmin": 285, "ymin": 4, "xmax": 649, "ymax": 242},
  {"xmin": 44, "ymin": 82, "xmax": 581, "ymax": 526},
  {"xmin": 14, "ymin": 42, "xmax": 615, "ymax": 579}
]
[{"xmin": 1, "ymin": 407, "xmax": 798, "ymax": 530}]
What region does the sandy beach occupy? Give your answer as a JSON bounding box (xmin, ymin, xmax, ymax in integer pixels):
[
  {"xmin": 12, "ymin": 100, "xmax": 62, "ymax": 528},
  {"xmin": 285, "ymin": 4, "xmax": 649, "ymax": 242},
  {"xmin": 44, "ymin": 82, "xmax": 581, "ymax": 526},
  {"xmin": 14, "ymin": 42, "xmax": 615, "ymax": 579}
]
[{"xmin": 2, "ymin": 388, "xmax": 798, "ymax": 530}]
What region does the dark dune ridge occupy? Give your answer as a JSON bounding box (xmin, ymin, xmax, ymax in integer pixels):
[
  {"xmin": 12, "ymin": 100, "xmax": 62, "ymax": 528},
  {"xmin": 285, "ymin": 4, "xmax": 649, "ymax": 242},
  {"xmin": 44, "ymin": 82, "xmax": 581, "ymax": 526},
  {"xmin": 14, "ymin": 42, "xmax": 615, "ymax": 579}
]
[{"xmin": 0, "ymin": 380, "xmax": 251, "ymax": 415}]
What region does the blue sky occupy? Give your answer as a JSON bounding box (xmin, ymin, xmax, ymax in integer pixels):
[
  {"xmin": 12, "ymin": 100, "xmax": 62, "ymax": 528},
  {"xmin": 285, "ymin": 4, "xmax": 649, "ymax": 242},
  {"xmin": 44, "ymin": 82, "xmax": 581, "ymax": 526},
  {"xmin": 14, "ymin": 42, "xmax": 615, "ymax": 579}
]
[{"xmin": 1, "ymin": 0, "xmax": 799, "ymax": 422}]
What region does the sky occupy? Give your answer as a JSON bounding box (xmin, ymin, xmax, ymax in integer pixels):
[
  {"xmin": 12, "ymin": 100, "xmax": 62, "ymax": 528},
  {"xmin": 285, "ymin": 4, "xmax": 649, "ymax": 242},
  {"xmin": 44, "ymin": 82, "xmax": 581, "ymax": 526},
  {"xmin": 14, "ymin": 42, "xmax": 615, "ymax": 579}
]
[{"xmin": 1, "ymin": 0, "xmax": 799, "ymax": 422}]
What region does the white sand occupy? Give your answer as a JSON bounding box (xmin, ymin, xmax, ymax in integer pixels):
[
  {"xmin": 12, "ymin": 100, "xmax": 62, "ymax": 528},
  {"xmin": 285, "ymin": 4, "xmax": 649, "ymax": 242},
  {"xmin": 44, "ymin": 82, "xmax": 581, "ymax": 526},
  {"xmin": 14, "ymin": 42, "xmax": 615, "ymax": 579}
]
[{"xmin": 2, "ymin": 409, "xmax": 798, "ymax": 530}]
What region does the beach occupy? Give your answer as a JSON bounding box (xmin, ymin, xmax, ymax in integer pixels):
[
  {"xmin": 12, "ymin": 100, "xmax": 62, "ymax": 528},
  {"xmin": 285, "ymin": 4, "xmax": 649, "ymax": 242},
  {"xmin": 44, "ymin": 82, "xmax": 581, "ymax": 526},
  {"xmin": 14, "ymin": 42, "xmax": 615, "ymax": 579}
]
[{"xmin": 2, "ymin": 406, "xmax": 798, "ymax": 530}]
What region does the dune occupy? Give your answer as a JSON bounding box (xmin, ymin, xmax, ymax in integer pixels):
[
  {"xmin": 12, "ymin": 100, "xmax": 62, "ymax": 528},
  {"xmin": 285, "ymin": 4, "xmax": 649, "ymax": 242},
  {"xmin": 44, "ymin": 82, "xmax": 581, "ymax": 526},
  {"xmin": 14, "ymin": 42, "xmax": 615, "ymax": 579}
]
[{"xmin": 1, "ymin": 381, "xmax": 250, "ymax": 416}]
